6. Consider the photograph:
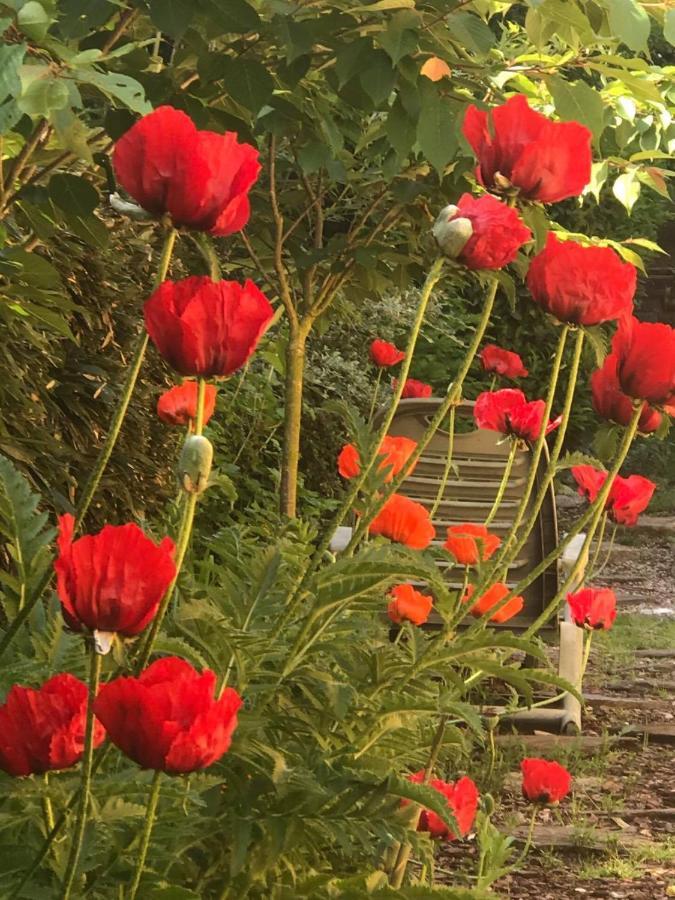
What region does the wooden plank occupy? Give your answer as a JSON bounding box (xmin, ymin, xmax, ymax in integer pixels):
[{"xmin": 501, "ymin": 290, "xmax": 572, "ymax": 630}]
[
  {"xmin": 635, "ymin": 649, "xmax": 675, "ymax": 659},
  {"xmin": 623, "ymin": 723, "xmax": 675, "ymax": 745},
  {"xmin": 495, "ymin": 733, "xmax": 637, "ymax": 753},
  {"xmin": 595, "ymin": 808, "xmax": 675, "ymax": 821},
  {"xmin": 583, "ymin": 692, "xmax": 673, "ymax": 711},
  {"xmin": 511, "ymin": 824, "xmax": 652, "ymax": 852}
]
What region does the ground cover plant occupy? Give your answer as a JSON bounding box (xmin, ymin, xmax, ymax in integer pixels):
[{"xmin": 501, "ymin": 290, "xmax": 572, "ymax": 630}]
[{"xmin": 0, "ymin": 1, "xmax": 674, "ymax": 897}]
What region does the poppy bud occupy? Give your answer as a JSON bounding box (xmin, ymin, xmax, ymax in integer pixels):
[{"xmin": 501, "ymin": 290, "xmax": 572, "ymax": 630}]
[
  {"xmin": 432, "ymin": 205, "xmax": 473, "ymax": 258},
  {"xmin": 179, "ymin": 435, "xmax": 213, "ymax": 494}
]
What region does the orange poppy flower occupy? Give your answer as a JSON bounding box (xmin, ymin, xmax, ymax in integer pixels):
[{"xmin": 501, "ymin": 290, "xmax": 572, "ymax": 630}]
[
  {"xmin": 462, "ymin": 582, "xmax": 523, "ymax": 623},
  {"xmin": 337, "ymin": 436, "xmax": 418, "ymax": 482},
  {"xmin": 387, "ymin": 584, "xmax": 433, "ymax": 626},
  {"xmin": 369, "ymin": 494, "xmax": 435, "ymax": 550},
  {"xmin": 444, "ymin": 524, "xmax": 501, "ymax": 566}
]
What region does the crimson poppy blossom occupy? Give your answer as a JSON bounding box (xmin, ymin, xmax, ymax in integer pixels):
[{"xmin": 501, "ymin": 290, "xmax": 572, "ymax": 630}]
[
  {"xmin": 462, "ymin": 582, "xmax": 524, "ymax": 623},
  {"xmin": 157, "ymin": 381, "xmax": 218, "ymax": 428},
  {"xmin": 387, "ymin": 584, "xmax": 433, "ymax": 626},
  {"xmin": 113, "ymin": 106, "xmax": 260, "ymax": 236},
  {"xmin": 521, "ymin": 758, "xmax": 572, "ymax": 805},
  {"xmin": 591, "ymin": 355, "xmax": 662, "ymax": 434},
  {"xmin": 571, "ymin": 466, "xmax": 656, "ymax": 527},
  {"xmin": 462, "ymin": 94, "xmax": 591, "ymax": 203},
  {"xmin": 144, "ymin": 276, "xmax": 274, "ymax": 377},
  {"xmin": 54, "ymin": 514, "xmax": 176, "ymax": 640},
  {"xmin": 444, "ymin": 524, "xmax": 501, "ymax": 566},
  {"xmin": 337, "ymin": 436, "xmax": 418, "ymax": 482},
  {"xmin": 526, "ymin": 234, "xmax": 636, "ymax": 326},
  {"xmin": 94, "ymin": 657, "xmax": 242, "ymax": 774},
  {"xmin": 395, "ymin": 378, "xmax": 433, "ymax": 399},
  {"xmin": 474, "ymin": 389, "xmax": 560, "ymax": 442},
  {"xmin": 408, "ymin": 770, "xmax": 479, "ymax": 840},
  {"xmin": 370, "ymin": 339, "xmax": 405, "ymax": 367},
  {"xmin": 480, "ymin": 345, "xmax": 528, "ymax": 379},
  {"xmin": 433, "ymin": 194, "xmax": 531, "ymax": 269},
  {"xmin": 368, "ymin": 494, "xmax": 435, "ymax": 550},
  {"xmin": 0, "ymin": 674, "xmax": 106, "ymax": 777},
  {"xmin": 612, "ymin": 317, "xmax": 675, "ymax": 407},
  {"xmin": 567, "ymin": 587, "xmax": 617, "ymax": 630}
]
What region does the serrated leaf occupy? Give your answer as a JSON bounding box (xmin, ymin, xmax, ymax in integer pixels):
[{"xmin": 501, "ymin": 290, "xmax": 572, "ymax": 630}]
[
  {"xmin": 582, "ymin": 324, "xmax": 609, "ymax": 368},
  {"xmin": 446, "ymin": 11, "xmax": 495, "ymax": 57},
  {"xmin": 556, "ymin": 450, "xmax": 604, "ymax": 473},
  {"xmin": 417, "ymin": 89, "xmax": 457, "ymax": 175},
  {"xmin": 608, "ymin": 0, "xmax": 650, "ymax": 52},
  {"xmin": 547, "ymin": 75, "xmax": 605, "ymax": 143}
]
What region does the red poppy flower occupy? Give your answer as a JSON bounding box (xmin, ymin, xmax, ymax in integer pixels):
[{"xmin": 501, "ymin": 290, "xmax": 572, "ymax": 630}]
[
  {"xmin": 144, "ymin": 276, "xmax": 274, "ymax": 377},
  {"xmin": 571, "ymin": 466, "xmax": 656, "ymax": 527},
  {"xmin": 433, "ymin": 194, "xmax": 531, "ymax": 269},
  {"xmin": 370, "ymin": 339, "xmax": 405, "ymax": 367},
  {"xmin": 157, "ymin": 381, "xmax": 218, "ymax": 428},
  {"xmin": 462, "ymin": 582, "xmax": 524, "ymax": 623},
  {"xmin": 612, "ymin": 316, "xmax": 675, "ymax": 407},
  {"xmin": 408, "ymin": 771, "xmax": 479, "ymax": 840},
  {"xmin": 94, "ymin": 657, "xmax": 242, "ymax": 774},
  {"xmin": 368, "ymin": 494, "xmax": 436, "ymax": 550},
  {"xmin": 521, "ymin": 757, "xmax": 572, "ymax": 805},
  {"xmin": 113, "ymin": 106, "xmax": 260, "ymax": 235},
  {"xmin": 526, "ymin": 234, "xmax": 636, "ymax": 326},
  {"xmin": 474, "ymin": 389, "xmax": 560, "ymax": 442},
  {"xmin": 480, "ymin": 345, "xmax": 528, "ymax": 379},
  {"xmin": 591, "ymin": 355, "xmax": 662, "ymax": 434},
  {"xmin": 395, "ymin": 378, "xmax": 433, "ymax": 399},
  {"xmin": 567, "ymin": 587, "xmax": 617, "ymax": 631},
  {"xmin": 0, "ymin": 674, "xmax": 106, "ymax": 777},
  {"xmin": 54, "ymin": 514, "xmax": 176, "ymax": 639},
  {"xmin": 387, "ymin": 584, "xmax": 433, "ymax": 626},
  {"xmin": 444, "ymin": 524, "xmax": 501, "ymax": 566},
  {"xmin": 462, "ymin": 94, "xmax": 591, "ymax": 203},
  {"xmin": 337, "ymin": 436, "xmax": 418, "ymax": 482}
]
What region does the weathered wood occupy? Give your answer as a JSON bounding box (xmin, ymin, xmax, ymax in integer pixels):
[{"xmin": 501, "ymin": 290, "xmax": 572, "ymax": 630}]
[
  {"xmin": 634, "ymin": 649, "xmax": 675, "ymax": 659},
  {"xmin": 511, "ymin": 824, "xmax": 652, "ymax": 852},
  {"xmin": 622, "ymin": 723, "xmax": 675, "ymax": 745},
  {"xmin": 583, "ymin": 692, "xmax": 673, "ymax": 711},
  {"xmin": 595, "ymin": 807, "xmax": 675, "ymax": 821},
  {"xmin": 608, "ymin": 678, "xmax": 675, "ymax": 692},
  {"xmin": 495, "ymin": 733, "xmax": 637, "ymax": 753}
]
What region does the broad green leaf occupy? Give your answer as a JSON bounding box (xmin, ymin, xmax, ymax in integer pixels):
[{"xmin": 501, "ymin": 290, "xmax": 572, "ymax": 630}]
[
  {"xmin": 17, "ymin": 74, "xmax": 69, "ymax": 117},
  {"xmin": 149, "ymin": 0, "xmax": 194, "ymax": 37},
  {"xmin": 74, "ymin": 68, "xmax": 151, "ymax": 114},
  {"xmin": 347, "ymin": 0, "xmax": 415, "ymax": 10},
  {"xmin": 377, "ymin": 10, "xmax": 419, "ymax": 64},
  {"xmin": 624, "ymin": 236, "xmax": 666, "ymax": 254},
  {"xmin": 666, "ymin": 9, "xmax": 675, "ymax": 46},
  {"xmin": 447, "ymin": 11, "xmax": 495, "ymax": 57},
  {"xmin": 0, "ymin": 44, "xmax": 25, "ymax": 104},
  {"xmin": 417, "ymin": 90, "xmax": 457, "ymax": 175},
  {"xmin": 17, "ymin": 1, "xmax": 51, "ymax": 40},
  {"xmin": 359, "ymin": 51, "xmax": 396, "ymax": 106},
  {"xmin": 612, "ymin": 171, "xmax": 640, "ymax": 213},
  {"xmin": 49, "ymin": 173, "xmax": 99, "ymax": 216},
  {"xmin": 222, "ymin": 58, "xmax": 274, "ymax": 114},
  {"xmin": 607, "ymin": 0, "xmax": 650, "ymax": 52},
  {"xmin": 201, "ymin": 0, "xmax": 260, "ymax": 33},
  {"xmin": 546, "ymin": 76, "xmax": 605, "ymax": 143},
  {"xmin": 385, "ymin": 97, "xmax": 416, "ymax": 160}
]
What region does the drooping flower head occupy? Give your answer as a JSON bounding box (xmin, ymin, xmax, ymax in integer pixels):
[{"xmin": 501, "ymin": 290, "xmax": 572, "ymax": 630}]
[
  {"xmin": 387, "ymin": 584, "xmax": 433, "ymax": 626},
  {"xmin": 462, "ymin": 582, "xmax": 524, "ymax": 623},
  {"xmin": 432, "ymin": 194, "xmax": 531, "ymax": 269},
  {"xmin": 526, "ymin": 234, "xmax": 636, "ymax": 326},
  {"xmin": 157, "ymin": 381, "xmax": 218, "ymax": 428},
  {"xmin": 368, "ymin": 494, "xmax": 435, "ymax": 550},
  {"xmin": 94, "ymin": 657, "xmax": 242, "ymax": 774},
  {"xmin": 0, "ymin": 674, "xmax": 106, "ymax": 776},
  {"xmin": 337, "ymin": 436, "xmax": 418, "ymax": 482},
  {"xmin": 54, "ymin": 514, "xmax": 176, "ymax": 640},
  {"xmin": 462, "ymin": 94, "xmax": 592, "ymax": 203},
  {"xmin": 113, "ymin": 106, "xmax": 260, "ymax": 235},
  {"xmin": 444, "ymin": 524, "xmax": 501, "ymax": 566},
  {"xmin": 144, "ymin": 276, "xmax": 274, "ymax": 377},
  {"xmin": 521, "ymin": 757, "xmax": 572, "ymax": 805},
  {"xmin": 571, "ymin": 466, "xmax": 656, "ymax": 527},
  {"xmin": 480, "ymin": 345, "xmax": 528, "ymax": 379},
  {"xmin": 408, "ymin": 770, "xmax": 479, "ymax": 840},
  {"xmin": 591, "ymin": 355, "xmax": 662, "ymax": 434},
  {"xmin": 567, "ymin": 587, "xmax": 617, "ymax": 631},
  {"xmin": 395, "ymin": 378, "xmax": 433, "ymax": 399},
  {"xmin": 474, "ymin": 389, "xmax": 560, "ymax": 443},
  {"xmin": 611, "ymin": 317, "xmax": 675, "ymax": 407},
  {"xmin": 370, "ymin": 339, "xmax": 405, "ymax": 368}
]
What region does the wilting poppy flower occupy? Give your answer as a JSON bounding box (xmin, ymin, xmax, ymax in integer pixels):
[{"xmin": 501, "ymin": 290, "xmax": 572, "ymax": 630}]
[
  {"xmin": 462, "ymin": 94, "xmax": 591, "ymax": 203},
  {"xmin": 113, "ymin": 106, "xmax": 260, "ymax": 236},
  {"xmin": 521, "ymin": 757, "xmax": 571, "ymax": 805},
  {"xmin": 612, "ymin": 316, "xmax": 675, "ymax": 407},
  {"xmin": 444, "ymin": 524, "xmax": 501, "ymax": 566},
  {"xmin": 526, "ymin": 234, "xmax": 635, "ymax": 326},
  {"xmin": 480, "ymin": 345, "xmax": 528, "ymax": 379},
  {"xmin": 571, "ymin": 466, "xmax": 656, "ymax": 527},
  {"xmin": 145, "ymin": 276, "xmax": 274, "ymax": 377},
  {"xmin": 474, "ymin": 389, "xmax": 560, "ymax": 443},
  {"xmin": 462, "ymin": 582, "xmax": 524, "ymax": 623},
  {"xmin": 567, "ymin": 587, "xmax": 617, "ymax": 631},
  {"xmin": 370, "ymin": 339, "xmax": 405, "ymax": 367},
  {"xmin": 94, "ymin": 657, "xmax": 242, "ymax": 774},
  {"xmin": 0, "ymin": 674, "xmax": 106, "ymax": 777},
  {"xmin": 157, "ymin": 381, "xmax": 217, "ymax": 428},
  {"xmin": 433, "ymin": 194, "xmax": 531, "ymax": 269},
  {"xmin": 591, "ymin": 355, "xmax": 662, "ymax": 434},
  {"xmin": 338, "ymin": 436, "xmax": 418, "ymax": 482},
  {"xmin": 387, "ymin": 584, "xmax": 433, "ymax": 626},
  {"xmin": 420, "ymin": 57, "xmax": 452, "ymax": 81},
  {"xmin": 396, "ymin": 378, "xmax": 433, "ymax": 399},
  {"xmin": 54, "ymin": 514, "xmax": 176, "ymax": 640},
  {"xmin": 408, "ymin": 770, "xmax": 479, "ymax": 840},
  {"xmin": 368, "ymin": 494, "xmax": 435, "ymax": 549}
]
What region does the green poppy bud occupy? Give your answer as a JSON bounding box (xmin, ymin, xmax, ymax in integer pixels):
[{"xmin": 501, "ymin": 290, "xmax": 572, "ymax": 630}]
[{"xmin": 179, "ymin": 434, "xmax": 213, "ymax": 494}]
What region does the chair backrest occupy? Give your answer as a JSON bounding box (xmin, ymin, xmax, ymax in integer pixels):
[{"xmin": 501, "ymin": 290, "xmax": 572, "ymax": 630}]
[{"xmin": 385, "ymin": 398, "xmax": 559, "ymax": 636}]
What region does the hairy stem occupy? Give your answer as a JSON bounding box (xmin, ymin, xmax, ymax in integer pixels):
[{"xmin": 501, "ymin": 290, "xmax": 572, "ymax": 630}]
[
  {"xmin": 484, "ymin": 439, "xmax": 517, "ymax": 527},
  {"xmin": 280, "ymin": 321, "xmax": 311, "ymax": 517},
  {"xmin": 128, "ymin": 770, "xmax": 162, "ymax": 900},
  {"xmin": 429, "ymin": 406, "xmax": 456, "ymax": 520}
]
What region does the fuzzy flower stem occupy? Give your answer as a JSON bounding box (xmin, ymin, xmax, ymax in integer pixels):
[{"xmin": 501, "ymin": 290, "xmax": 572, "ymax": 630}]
[
  {"xmin": 367, "ymin": 367, "xmax": 384, "ymax": 426},
  {"xmin": 128, "ymin": 770, "xmax": 163, "ymax": 900},
  {"xmin": 484, "ymin": 439, "xmax": 518, "ymax": 527},
  {"xmin": 429, "ymin": 406, "xmax": 456, "ymax": 520}
]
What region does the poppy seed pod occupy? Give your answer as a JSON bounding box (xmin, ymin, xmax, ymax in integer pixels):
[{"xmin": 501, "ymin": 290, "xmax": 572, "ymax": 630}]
[
  {"xmin": 179, "ymin": 435, "xmax": 213, "ymax": 494},
  {"xmin": 432, "ymin": 205, "xmax": 473, "ymax": 259}
]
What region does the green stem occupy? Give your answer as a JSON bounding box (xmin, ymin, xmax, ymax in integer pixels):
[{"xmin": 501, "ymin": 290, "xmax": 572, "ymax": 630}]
[
  {"xmin": 587, "ymin": 513, "xmax": 608, "ymax": 577},
  {"xmin": 128, "ymin": 770, "xmax": 162, "ymax": 900},
  {"xmin": 429, "ymin": 406, "xmax": 456, "ymax": 520},
  {"xmin": 484, "ymin": 439, "xmax": 517, "ymax": 527},
  {"xmin": 42, "ymin": 773, "xmax": 55, "ymax": 843},
  {"xmin": 508, "ymin": 805, "xmax": 538, "ymax": 872},
  {"xmin": 368, "ymin": 368, "xmax": 384, "ymax": 426},
  {"xmin": 60, "ymin": 649, "xmax": 101, "ymax": 900},
  {"xmin": 593, "ymin": 522, "xmax": 617, "ymax": 578}
]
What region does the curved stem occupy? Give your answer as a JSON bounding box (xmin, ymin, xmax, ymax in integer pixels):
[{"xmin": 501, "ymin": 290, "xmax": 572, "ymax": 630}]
[
  {"xmin": 429, "ymin": 406, "xmax": 456, "ymax": 520},
  {"xmin": 368, "ymin": 368, "xmax": 384, "ymax": 426},
  {"xmin": 509, "ymin": 805, "xmax": 538, "ymax": 872},
  {"xmin": 41, "ymin": 773, "xmax": 55, "ymax": 844},
  {"xmin": 484, "ymin": 439, "xmax": 517, "ymax": 527},
  {"xmin": 128, "ymin": 770, "xmax": 162, "ymax": 900},
  {"xmin": 587, "ymin": 513, "xmax": 608, "ymax": 577},
  {"xmin": 60, "ymin": 649, "xmax": 101, "ymax": 899},
  {"xmin": 593, "ymin": 522, "xmax": 618, "ymax": 578}
]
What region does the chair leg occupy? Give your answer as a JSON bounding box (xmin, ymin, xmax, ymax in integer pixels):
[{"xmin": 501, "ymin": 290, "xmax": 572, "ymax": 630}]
[{"xmin": 558, "ymin": 620, "xmax": 584, "ymax": 734}]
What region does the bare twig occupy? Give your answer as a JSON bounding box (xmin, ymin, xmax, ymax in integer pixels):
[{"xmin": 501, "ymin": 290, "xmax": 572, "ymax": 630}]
[
  {"xmin": 268, "ymin": 134, "xmax": 298, "ymax": 325},
  {"xmin": 101, "ymin": 7, "xmax": 139, "ymax": 55}
]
